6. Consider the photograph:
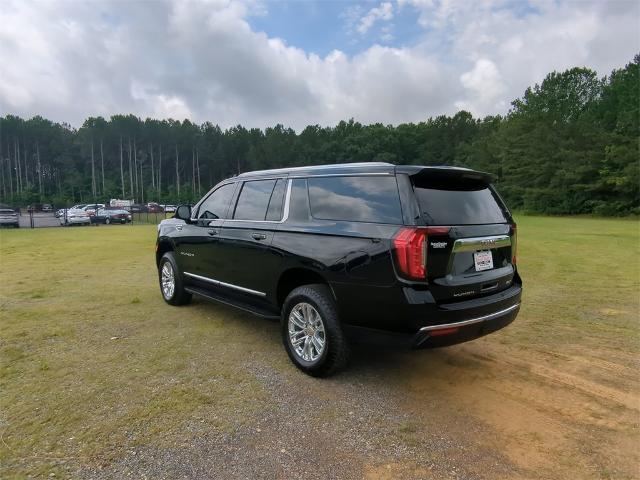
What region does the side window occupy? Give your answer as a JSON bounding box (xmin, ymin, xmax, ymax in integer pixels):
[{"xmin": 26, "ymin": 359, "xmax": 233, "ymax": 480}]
[
  {"xmin": 197, "ymin": 183, "xmax": 235, "ymax": 219},
  {"xmin": 233, "ymin": 180, "xmax": 277, "ymax": 221},
  {"xmin": 265, "ymin": 179, "xmax": 287, "ymax": 221},
  {"xmin": 307, "ymin": 176, "xmax": 403, "ymax": 224}
]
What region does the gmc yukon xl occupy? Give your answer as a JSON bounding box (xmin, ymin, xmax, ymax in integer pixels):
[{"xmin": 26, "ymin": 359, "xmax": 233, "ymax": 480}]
[{"xmin": 156, "ymin": 163, "xmax": 522, "ymax": 376}]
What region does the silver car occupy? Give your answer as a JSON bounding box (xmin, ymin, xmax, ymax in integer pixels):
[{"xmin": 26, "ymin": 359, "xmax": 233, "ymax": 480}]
[
  {"xmin": 0, "ymin": 208, "xmax": 19, "ymax": 228},
  {"xmin": 59, "ymin": 209, "xmax": 91, "ymax": 226}
]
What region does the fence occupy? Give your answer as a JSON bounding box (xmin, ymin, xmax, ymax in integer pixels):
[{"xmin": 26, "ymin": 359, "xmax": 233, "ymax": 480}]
[{"xmin": 4, "ymin": 206, "xmax": 175, "ymax": 229}]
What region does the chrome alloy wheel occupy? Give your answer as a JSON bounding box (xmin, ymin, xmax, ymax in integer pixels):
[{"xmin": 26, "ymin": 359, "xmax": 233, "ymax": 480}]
[
  {"xmin": 161, "ymin": 262, "xmax": 175, "ymax": 300},
  {"xmin": 288, "ymin": 302, "xmax": 326, "ymax": 362}
]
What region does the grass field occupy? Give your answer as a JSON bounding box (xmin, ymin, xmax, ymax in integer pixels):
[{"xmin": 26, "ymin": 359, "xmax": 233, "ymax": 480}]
[{"xmin": 1, "ymin": 216, "xmax": 638, "ymax": 479}]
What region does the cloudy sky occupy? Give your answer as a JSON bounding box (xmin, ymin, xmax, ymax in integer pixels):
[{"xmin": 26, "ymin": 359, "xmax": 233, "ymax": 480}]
[{"xmin": 0, "ymin": 0, "xmax": 638, "ymax": 129}]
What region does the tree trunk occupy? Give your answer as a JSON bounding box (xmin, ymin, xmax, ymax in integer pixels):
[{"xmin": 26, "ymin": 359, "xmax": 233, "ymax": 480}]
[
  {"xmin": 1, "ymin": 157, "xmax": 5, "ymax": 200},
  {"xmin": 14, "ymin": 139, "xmax": 20, "ymax": 194},
  {"xmin": 140, "ymin": 158, "xmax": 144, "ymax": 204},
  {"xmin": 8, "ymin": 143, "xmax": 13, "ymax": 199},
  {"xmin": 196, "ymin": 149, "xmax": 201, "ymax": 197},
  {"xmin": 175, "ymin": 144, "xmax": 180, "ymax": 196},
  {"xmin": 192, "ymin": 148, "xmax": 195, "ymax": 194},
  {"xmin": 150, "ymin": 143, "xmax": 155, "ymax": 190},
  {"xmin": 120, "ymin": 135, "xmax": 125, "ymax": 198},
  {"xmin": 91, "ymin": 139, "xmax": 96, "ymax": 198},
  {"xmin": 37, "ymin": 142, "xmax": 42, "ymax": 197},
  {"xmin": 128, "ymin": 137, "xmax": 134, "ymax": 201},
  {"xmin": 133, "ymin": 137, "xmax": 138, "ymax": 199},
  {"xmin": 158, "ymin": 144, "xmax": 162, "ymax": 199},
  {"xmin": 100, "ymin": 138, "xmax": 105, "ymax": 196}
]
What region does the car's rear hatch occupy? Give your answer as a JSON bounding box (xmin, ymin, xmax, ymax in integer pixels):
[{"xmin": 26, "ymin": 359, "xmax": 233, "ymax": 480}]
[{"xmin": 399, "ymin": 167, "xmax": 517, "ymax": 303}]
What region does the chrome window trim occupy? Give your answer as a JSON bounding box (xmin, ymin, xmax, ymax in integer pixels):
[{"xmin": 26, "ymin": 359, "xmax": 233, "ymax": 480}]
[
  {"xmin": 183, "ymin": 272, "xmax": 266, "ymax": 297},
  {"xmin": 419, "ymin": 303, "xmax": 520, "ymax": 332},
  {"xmin": 451, "ymin": 235, "xmax": 511, "ymax": 253}
]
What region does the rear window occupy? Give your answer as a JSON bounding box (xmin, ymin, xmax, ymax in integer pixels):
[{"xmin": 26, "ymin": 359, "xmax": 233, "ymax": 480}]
[
  {"xmin": 413, "ymin": 177, "xmax": 507, "ymax": 225},
  {"xmin": 308, "ymin": 176, "xmax": 402, "ymax": 224}
]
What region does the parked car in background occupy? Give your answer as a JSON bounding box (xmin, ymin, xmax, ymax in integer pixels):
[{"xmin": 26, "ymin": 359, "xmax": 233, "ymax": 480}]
[
  {"xmin": 60, "ymin": 209, "xmax": 91, "ymax": 226},
  {"xmin": 146, "ymin": 202, "xmax": 164, "ymax": 213},
  {"xmin": 155, "ymin": 162, "xmax": 521, "ymax": 376},
  {"xmin": 162, "ymin": 205, "xmax": 177, "ymax": 213},
  {"xmin": 82, "ymin": 204, "xmax": 105, "ymax": 216},
  {"xmin": 0, "ymin": 208, "xmax": 19, "ymax": 228},
  {"xmin": 42, "ymin": 204, "xmax": 53, "ymax": 212},
  {"xmin": 56, "ymin": 204, "xmax": 87, "ymax": 218},
  {"xmin": 91, "ymin": 209, "xmax": 132, "ymax": 224},
  {"xmin": 130, "ymin": 204, "xmax": 148, "ymax": 213}
]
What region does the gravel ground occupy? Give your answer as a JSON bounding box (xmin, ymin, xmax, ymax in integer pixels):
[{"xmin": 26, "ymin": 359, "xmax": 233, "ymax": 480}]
[{"xmin": 80, "ymin": 343, "xmax": 518, "ymax": 480}]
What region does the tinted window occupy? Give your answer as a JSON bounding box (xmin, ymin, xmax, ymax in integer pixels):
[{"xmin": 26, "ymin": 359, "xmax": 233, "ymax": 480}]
[
  {"xmin": 265, "ymin": 178, "xmax": 287, "ymax": 221},
  {"xmin": 198, "ymin": 183, "xmax": 235, "ymax": 219},
  {"xmin": 233, "ymin": 180, "xmax": 276, "ymax": 221},
  {"xmin": 413, "ymin": 178, "xmax": 507, "ymax": 225},
  {"xmin": 308, "ymin": 176, "xmax": 402, "ymax": 224},
  {"xmin": 288, "ymin": 179, "xmax": 310, "ymax": 221}
]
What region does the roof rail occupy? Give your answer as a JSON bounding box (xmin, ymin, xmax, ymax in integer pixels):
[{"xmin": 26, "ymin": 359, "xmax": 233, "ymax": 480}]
[{"xmin": 237, "ymin": 162, "xmax": 394, "ymax": 177}]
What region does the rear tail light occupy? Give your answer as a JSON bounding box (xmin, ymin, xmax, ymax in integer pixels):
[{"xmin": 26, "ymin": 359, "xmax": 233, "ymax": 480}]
[
  {"xmin": 393, "ymin": 226, "xmax": 450, "ymax": 280},
  {"xmin": 511, "ymin": 223, "xmax": 517, "ymax": 265}
]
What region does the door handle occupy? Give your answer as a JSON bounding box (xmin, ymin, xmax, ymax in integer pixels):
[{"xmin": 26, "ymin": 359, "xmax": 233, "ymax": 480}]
[
  {"xmin": 251, "ymin": 233, "xmax": 267, "ymax": 241},
  {"xmin": 208, "ymin": 229, "xmax": 218, "ymax": 236}
]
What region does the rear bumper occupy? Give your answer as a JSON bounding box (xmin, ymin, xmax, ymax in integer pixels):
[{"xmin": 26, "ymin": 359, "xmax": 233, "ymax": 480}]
[
  {"xmin": 332, "ymin": 276, "xmax": 522, "ymax": 345},
  {"xmin": 410, "ymin": 302, "xmax": 519, "ymax": 348}
]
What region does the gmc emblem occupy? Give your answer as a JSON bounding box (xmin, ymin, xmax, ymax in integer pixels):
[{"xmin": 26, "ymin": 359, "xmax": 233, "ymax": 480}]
[{"xmin": 480, "ymin": 239, "xmax": 496, "ymax": 247}]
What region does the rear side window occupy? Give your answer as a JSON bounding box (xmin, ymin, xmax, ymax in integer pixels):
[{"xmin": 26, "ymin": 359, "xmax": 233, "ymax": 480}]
[
  {"xmin": 307, "ymin": 176, "xmax": 402, "ymax": 224},
  {"xmin": 413, "ymin": 177, "xmax": 507, "ymax": 225},
  {"xmin": 234, "ymin": 179, "xmax": 277, "ymax": 221},
  {"xmin": 265, "ymin": 178, "xmax": 287, "ymax": 221},
  {"xmin": 198, "ymin": 183, "xmax": 235, "ymax": 219}
]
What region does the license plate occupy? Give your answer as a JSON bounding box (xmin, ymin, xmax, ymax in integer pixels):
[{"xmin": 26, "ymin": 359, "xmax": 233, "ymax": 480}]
[{"xmin": 474, "ymin": 250, "xmax": 493, "ymax": 271}]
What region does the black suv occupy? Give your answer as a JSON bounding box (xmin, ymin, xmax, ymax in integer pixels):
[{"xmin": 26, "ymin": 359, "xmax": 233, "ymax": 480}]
[{"xmin": 156, "ymin": 163, "xmax": 521, "ymax": 376}]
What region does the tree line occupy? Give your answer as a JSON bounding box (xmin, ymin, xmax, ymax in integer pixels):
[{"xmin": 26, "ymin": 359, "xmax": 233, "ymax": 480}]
[{"xmin": 0, "ymin": 55, "xmax": 637, "ymax": 215}]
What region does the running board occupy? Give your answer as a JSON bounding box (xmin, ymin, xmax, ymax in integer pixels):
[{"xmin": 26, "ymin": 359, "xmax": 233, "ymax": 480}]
[{"xmin": 185, "ymin": 286, "xmax": 280, "ymax": 320}]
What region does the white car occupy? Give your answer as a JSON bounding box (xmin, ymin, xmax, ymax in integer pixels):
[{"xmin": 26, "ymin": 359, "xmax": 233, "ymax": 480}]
[
  {"xmin": 56, "ymin": 204, "xmax": 87, "ymax": 218},
  {"xmin": 60, "ymin": 209, "xmax": 91, "ymax": 226},
  {"xmin": 162, "ymin": 204, "xmax": 177, "ymax": 213},
  {"xmin": 82, "ymin": 204, "xmax": 106, "ymax": 216}
]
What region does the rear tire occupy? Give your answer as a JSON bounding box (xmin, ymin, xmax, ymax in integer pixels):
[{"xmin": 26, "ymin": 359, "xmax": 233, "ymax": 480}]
[
  {"xmin": 281, "ymin": 284, "xmax": 349, "ymax": 377},
  {"xmin": 158, "ymin": 252, "xmax": 192, "ymax": 306},
  {"xmin": 105, "ymin": 218, "xmax": 110, "ymax": 225}
]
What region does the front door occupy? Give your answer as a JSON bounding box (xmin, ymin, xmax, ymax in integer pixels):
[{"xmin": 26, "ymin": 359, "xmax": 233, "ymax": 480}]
[{"xmin": 181, "ymin": 182, "xmax": 237, "ymax": 290}]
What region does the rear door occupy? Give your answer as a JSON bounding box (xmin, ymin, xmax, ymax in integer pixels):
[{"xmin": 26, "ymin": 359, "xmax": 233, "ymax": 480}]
[
  {"xmin": 216, "ymin": 178, "xmax": 288, "ymax": 299},
  {"xmin": 408, "ymin": 170, "xmax": 517, "ymax": 302}
]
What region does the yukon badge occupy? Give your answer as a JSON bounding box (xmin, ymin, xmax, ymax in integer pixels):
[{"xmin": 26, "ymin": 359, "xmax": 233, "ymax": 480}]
[{"xmin": 430, "ymin": 241, "xmax": 447, "ymax": 249}]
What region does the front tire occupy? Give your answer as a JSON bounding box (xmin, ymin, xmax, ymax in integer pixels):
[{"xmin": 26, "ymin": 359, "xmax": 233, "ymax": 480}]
[
  {"xmin": 158, "ymin": 252, "xmax": 192, "ymax": 306},
  {"xmin": 105, "ymin": 218, "xmax": 110, "ymax": 225},
  {"xmin": 282, "ymin": 284, "xmax": 349, "ymax": 377}
]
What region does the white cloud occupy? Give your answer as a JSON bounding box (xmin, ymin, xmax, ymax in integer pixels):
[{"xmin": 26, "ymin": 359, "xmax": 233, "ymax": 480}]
[
  {"xmin": 357, "ymin": 2, "xmax": 394, "ymax": 35},
  {"xmin": 455, "ymin": 59, "xmax": 506, "ymax": 115},
  {"xmin": 0, "ymin": 0, "xmax": 638, "ymax": 129}
]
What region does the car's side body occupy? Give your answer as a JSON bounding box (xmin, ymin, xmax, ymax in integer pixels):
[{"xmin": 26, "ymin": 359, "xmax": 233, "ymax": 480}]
[{"xmin": 157, "ymin": 163, "xmax": 521, "ymax": 352}]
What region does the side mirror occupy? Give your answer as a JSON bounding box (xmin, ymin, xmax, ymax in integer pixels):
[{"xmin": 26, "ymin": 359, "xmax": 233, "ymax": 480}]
[{"xmin": 174, "ymin": 205, "xmax": 192, "ymax": 222}]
